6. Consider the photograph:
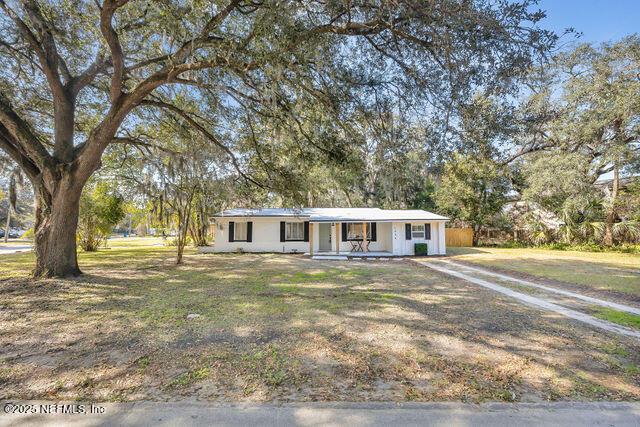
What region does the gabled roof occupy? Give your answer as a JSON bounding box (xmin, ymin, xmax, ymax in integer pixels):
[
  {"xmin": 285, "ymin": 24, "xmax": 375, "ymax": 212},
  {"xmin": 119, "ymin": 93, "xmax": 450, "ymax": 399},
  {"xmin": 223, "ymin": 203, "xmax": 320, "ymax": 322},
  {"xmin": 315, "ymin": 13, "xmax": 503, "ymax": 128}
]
[{"xmin": 213, "ymin": 207, "xmax": 448, "ymax": 222}]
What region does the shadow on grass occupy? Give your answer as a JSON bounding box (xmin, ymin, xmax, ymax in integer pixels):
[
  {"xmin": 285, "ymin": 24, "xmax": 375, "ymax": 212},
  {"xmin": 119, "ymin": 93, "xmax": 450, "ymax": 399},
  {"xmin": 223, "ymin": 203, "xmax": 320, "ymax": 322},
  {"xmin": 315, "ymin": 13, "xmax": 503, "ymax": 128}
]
[
  {"xmin": 1, "ymin": 250, "xmax": 639, "ymax": 402},
  {"xmin": 446, "ymin": 247, "xmax": 491, "ymax": 255}
]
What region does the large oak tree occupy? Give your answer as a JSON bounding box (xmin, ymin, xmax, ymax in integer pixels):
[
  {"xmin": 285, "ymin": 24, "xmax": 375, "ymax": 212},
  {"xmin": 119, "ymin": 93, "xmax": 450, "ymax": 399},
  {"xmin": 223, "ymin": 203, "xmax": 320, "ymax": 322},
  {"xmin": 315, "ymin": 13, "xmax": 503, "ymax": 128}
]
[
  {"xmin": 514, "ymin": 37, "xmax": 640, "ymax": 245},
  {"xmin": 0, "ymin": 0, "xmax": 554, "ymax": 277}
]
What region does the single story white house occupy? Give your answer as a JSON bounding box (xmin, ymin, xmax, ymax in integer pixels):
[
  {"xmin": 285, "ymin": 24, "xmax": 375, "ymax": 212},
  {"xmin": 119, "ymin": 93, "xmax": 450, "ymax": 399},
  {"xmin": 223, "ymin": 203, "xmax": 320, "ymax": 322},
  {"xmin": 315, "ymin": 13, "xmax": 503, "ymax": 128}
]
[{"xmin": 210, "ymin": 208, "xmax": 449, "ymax": 258}]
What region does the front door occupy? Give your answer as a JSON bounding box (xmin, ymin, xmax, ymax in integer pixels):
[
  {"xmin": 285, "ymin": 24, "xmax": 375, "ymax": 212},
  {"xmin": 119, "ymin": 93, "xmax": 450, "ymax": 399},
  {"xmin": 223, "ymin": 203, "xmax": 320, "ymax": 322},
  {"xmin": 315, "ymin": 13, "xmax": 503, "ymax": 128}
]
[{"xmin": 319, "ymin": 223, "xmax": 332, "ymax": 251}]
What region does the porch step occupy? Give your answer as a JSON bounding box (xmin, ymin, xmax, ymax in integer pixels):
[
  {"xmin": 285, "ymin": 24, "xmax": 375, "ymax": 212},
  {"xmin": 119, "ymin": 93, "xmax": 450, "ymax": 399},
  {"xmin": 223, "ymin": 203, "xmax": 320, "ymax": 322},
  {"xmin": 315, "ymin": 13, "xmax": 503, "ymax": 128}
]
[{"xmin": 312, "ymin": 255, "xmax": 349, "ymax": 261}]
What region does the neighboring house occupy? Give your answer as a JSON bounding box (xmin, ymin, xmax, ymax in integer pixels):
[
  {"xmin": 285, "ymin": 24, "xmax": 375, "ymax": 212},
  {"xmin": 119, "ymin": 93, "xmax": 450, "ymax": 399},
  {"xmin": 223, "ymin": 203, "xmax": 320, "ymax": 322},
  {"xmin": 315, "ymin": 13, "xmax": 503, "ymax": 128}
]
[
  {"xmin": 594, "ymin": 175, "xmax": 638, "ymax": 191},
  {"xmin": 210, "ymin": 208, "xmax": 449, "ymax": 257},
  {"xmin": 505, "ymin": 201, "xmax": 565, "ymax": 230}
]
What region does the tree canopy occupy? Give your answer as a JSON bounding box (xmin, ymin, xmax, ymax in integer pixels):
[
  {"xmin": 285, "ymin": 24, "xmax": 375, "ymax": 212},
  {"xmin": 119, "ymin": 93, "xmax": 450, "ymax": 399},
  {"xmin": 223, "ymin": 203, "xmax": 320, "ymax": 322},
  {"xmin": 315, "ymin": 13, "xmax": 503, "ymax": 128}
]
[{"xmin": 0, "ymin": 0, "xmax": 555, "ymax": 276}]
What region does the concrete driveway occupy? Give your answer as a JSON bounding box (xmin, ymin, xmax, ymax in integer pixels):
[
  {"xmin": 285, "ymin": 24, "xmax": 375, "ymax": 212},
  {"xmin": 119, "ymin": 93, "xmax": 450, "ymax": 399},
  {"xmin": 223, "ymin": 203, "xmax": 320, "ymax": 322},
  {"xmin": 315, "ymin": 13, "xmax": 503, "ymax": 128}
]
[{"xmin": 415, "ymin": 258, "xmax": 640, "ymax": 339}]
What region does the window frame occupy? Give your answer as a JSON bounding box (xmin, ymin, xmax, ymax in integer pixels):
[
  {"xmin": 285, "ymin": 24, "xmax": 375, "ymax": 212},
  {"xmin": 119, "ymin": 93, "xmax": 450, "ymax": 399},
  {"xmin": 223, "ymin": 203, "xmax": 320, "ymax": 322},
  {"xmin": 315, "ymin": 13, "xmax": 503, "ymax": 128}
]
[
  {"xmin": 285, "ymin": 221, "xmax": 305, "ymax": 241},
  {"xmin": 346, "ymin": 222, "xmax": 373, "ymax": 241},
  {"xmin": 234, "ymin": 221, "xmax": 248, "ymax": 241},
  {"xmin": 411, "ymin": 224, "xmax": 425, "ymax": 239}
]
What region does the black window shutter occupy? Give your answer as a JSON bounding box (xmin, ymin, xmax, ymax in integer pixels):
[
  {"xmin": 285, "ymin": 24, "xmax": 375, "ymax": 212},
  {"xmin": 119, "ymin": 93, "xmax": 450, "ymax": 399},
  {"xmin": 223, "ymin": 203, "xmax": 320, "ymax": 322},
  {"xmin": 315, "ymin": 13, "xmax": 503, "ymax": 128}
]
[
  {"xmin": 247, "ymin": 221, "xmax": 253, "ymax": 242},
  {"xmin": 405, "ymin": 223, "xmax": 412, "ymax": 240},
  {"xmin": 342, "ymin": 223, "xmax": 347, "ymax": 241},
  {"xmin": 303, "ymin": 222, "xmax": 309, "ymax": 242},
  {"xmin": 425, "ymin": 223, "xmax": 431, "ymax": 240},
  {"xmin": 229, "ymin": 221, "xmax": 235, "ymax": 242},
  {"xmin": 370, "ymin": 222, "xmax": 377, "ymax": 241},
  {"xmin": 280, "ymin": 221, "xmax": 286, "ymax": 242}
]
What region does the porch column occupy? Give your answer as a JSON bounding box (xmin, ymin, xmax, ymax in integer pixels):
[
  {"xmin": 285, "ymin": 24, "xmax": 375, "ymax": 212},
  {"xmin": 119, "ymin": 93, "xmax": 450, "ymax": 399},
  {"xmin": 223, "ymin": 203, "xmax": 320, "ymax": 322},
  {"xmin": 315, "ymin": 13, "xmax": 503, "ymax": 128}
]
[
  {"xmin": 438, "ymin": 222, "xmax": 446, "ymax": 255},
  {"xmin": 362, "ymin": 222, "xmax": 368, "ymax": 252},
  {"xmin": 335, "ymin": 222, "xmax": 341, "ymax": 254},
  {"xmin": 309, "ymin": 222, "xmax": 314, "ymax": 256}
]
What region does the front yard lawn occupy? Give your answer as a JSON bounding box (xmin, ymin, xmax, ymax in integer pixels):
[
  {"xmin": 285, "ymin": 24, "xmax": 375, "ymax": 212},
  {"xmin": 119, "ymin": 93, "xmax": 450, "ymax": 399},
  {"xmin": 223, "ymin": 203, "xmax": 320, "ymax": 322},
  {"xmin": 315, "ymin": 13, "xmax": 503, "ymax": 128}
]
[
  {"xmin": 1, "ymin": 244, "xmax": 639, "ymax": 403},
  {"xmin": 448, "ymin": 247, "xmax": 640, "ymax": 301}
]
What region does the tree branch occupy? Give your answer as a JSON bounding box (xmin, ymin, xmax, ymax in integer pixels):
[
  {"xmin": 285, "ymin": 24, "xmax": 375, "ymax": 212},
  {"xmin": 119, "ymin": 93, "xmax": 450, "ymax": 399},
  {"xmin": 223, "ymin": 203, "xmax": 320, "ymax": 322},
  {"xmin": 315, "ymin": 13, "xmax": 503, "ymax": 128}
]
[
  {"xmin": 0, "ymin": 125, "xmax": 41, "ymax": 180},
  {"xmin": 500, "ymin": 141, "xmax": 556, "ymax": 165},
  {"xmin": 138, "ymin": 99, "xmax": 265, "ymax": 188},
  {"xmin": 70, "ymin": 52, "xmax": 110, "ymax": 95},
  {"xmin": 0, "ymin": 0, "xmax": 66, "ymax": 101},
  {"xmin": 112, "ymin": 136, "xmax": 178, "ymax": 154},
  {"xmin": 0, "ymin": 92, "xmax": 54, "ymax": 172},
  {"xmin": 99, "ymin": 0, "xmax": 129, "ymax": 101}
]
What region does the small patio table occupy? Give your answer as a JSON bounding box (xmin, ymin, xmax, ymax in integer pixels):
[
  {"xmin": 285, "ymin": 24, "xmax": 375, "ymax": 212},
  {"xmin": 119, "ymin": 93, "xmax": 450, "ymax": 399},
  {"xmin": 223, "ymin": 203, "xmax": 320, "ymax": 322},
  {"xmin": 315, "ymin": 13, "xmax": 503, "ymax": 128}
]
[{"xmin": 350, "ymin": 240, "xmax": 364, "ymax": 252}]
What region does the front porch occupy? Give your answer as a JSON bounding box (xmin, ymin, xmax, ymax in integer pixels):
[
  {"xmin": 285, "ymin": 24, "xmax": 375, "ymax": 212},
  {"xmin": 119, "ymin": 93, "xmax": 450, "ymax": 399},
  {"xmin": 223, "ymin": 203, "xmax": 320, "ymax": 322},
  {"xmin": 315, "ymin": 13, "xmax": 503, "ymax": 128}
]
[
  {"xmin": 306, "ymin": 218, "xmax": 446, "ymax": 258},
  {"xmin": 309, "ymin": 221, "xmax": 393, "ymax": 256}
]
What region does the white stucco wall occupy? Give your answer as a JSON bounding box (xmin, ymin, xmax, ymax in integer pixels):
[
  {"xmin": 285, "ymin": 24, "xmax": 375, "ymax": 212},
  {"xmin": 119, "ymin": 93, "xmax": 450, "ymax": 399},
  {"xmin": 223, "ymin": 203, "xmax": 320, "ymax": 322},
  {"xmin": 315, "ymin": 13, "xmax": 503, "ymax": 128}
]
[
  {"xmin": 438, "ymin": 222, "xmax": 446, "ymax": 255},
  {"xmin": 392, "ymin": 221, "xmax": 447, "ymax": 256},
  {"xmin": 213, "ymin": 218, "xmax": 447, "ymax": 255},
  {"xmin": 213, "ymin": 217, "xmax": 308, "ymax": 253}
]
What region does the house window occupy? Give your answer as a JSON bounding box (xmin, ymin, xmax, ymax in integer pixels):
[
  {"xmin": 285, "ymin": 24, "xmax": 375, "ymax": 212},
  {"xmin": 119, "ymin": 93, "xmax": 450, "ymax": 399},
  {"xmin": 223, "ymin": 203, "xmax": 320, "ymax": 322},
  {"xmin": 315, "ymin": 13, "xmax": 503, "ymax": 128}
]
[
  {"xmin": 347, "ymin": 223, "xmax": 372, "ymax": 240},
  {"xmin": 285, "ymin": 222, "xmax": 304, "ymax": 241},
  {"xmin": 234, "ymin": 222, "xmax": 247, "ymax": 241},
  {"xmin": 411, "ymin": 224, "xmax": 425, "ymax": 239}
]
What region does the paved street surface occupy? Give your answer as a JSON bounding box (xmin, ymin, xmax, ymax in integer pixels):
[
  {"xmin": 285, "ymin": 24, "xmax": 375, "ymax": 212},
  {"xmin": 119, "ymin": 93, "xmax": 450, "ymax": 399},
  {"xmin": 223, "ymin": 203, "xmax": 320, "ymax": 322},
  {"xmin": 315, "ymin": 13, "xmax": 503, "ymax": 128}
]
[
  {"xmin": 0, "ymin": 245, "xmax": 31, "ymax": 255},
  {"xmin": 2, "ymin": 401, "xmax": 639, "ymax": 426}
]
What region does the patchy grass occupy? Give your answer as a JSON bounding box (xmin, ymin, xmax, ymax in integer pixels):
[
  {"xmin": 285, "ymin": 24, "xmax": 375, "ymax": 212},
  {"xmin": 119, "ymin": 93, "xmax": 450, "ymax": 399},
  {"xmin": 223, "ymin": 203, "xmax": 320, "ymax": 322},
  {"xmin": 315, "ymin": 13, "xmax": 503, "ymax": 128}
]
[
  {"xmin": 448, "ymin": 247, "xmax": 640, "ymax": 299},
  {"xmin": 598, "ymin": 342, "xmax": 630, "ymax": 357},
  {"xmin": 166, "ymin": 367, "xmax": 211, "ymax": 390},
  {"xmin": 1, "ymin": 243, "xmax": 639, "ymax": 403},
  {"xmin": 106, "ymin": 236, "xmax": 165, "ymax": 248},
  {"xmin": 593, "ymin": 308, "xmax": 640, "ymax": 330}
]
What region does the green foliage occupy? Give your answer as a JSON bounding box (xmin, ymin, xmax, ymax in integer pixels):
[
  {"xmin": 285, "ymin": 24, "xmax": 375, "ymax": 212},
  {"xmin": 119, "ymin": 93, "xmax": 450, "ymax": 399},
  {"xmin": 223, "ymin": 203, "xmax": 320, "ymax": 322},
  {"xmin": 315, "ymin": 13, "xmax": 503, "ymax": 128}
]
[
  {"xmin": 619, "ymin": 181, "xmax": 640, "ymax": 223},
  {"xmin": 489, "ymin": 241, "xmax": 640, "ymax": 254},
  {"xmin": 414, "ymin": 243, "xmax": 428, "ymax": 256},
  {"xmin": 436, "ymin": 154, "xmax": 510, "ymax": 243},
  {"xmin": 520, "ymin": 212, "xmax": 555, "ymax": 245},
  {"xmin": 0, "ymin": 0, "xmax": 556, "ymax": 276},
  {"xmin": 77, "ymin": 182, "xmax": 126, "ymax": 251},
  {"xmin": 593, "ymin": 308, "xmax": 640, "ymax": 330},
  {"xmin": 20, "ymin": 228, "xmax": 33, "ymax": 239},
  {"xmin": 409, "ymin": 178, "xmax": 438, "ymax": 211},
  {"xmin": 522, "ymin": 152, "xmax": 596, "ymax": 214},
  {"xmin": 0, "ymin": 161, "xmax": 32, "ymax": 232},
  {"xmin": 164, "ymin": 236, "xmax": 192, "ymax": 247},
  {"xmin": 517, "ymin": 37, "xmax": 640, "ymax": 246}
]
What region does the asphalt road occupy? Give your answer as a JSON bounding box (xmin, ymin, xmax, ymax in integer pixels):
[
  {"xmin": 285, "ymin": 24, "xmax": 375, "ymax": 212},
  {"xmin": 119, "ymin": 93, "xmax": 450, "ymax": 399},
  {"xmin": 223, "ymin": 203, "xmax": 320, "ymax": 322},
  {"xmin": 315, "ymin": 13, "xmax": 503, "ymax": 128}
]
[
  {"xmin": 0, "ymin": 245, "xmax": 31, "ymax": 255},
  {"xmin": 2, "ymin": 401, "xmax": 639, "ymax": 427}
]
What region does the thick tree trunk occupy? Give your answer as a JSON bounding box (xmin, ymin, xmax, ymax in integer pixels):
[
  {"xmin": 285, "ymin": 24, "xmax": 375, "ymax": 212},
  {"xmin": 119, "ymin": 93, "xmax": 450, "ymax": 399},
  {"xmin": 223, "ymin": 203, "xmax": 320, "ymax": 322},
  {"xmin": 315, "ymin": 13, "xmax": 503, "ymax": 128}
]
[
  {"xmin": 189, "ymin": 203, "xmax": 209, "ymax": 247},
  {"xmin": 472, "ymin": 224, "xmax": 481, "ymax": 247},
  {"xmin": 604, "ymin": 217, "xmax": 614, "ymax": 246},
  {"xmin": 176, "ymin": 214, "xmax": 188, "ymax": 265},
  {"xmin": 3, "ymin": 207, "xmax": 9, "ymax": 243},
  {"xmin": 33, "ymin": 174, "xmax": 84, "ymax": 277},
  {"xmin": 603, "ymin": 164, "xmax": 619, "ymax": 247}
]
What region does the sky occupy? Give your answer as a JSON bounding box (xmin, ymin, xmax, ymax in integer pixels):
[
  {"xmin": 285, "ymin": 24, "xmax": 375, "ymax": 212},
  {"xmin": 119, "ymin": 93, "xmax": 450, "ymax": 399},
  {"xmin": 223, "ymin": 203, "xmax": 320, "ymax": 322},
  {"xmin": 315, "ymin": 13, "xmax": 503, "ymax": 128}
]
[
  {"xmin": 535, "ymin": 1, "xmax": 639, "ymax": 180},
  {"xmin": 537, "ymin": 0, "xmax": 640, "ymax": 45}
]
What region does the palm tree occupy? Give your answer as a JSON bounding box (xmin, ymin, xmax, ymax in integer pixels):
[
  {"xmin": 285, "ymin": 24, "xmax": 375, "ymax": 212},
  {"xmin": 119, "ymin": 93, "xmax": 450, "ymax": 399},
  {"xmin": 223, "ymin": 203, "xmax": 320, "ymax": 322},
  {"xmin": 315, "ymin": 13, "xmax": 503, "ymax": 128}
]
[{"xmin": 612, "ymin": 221, "xmax": 640, "ymax": 244}]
